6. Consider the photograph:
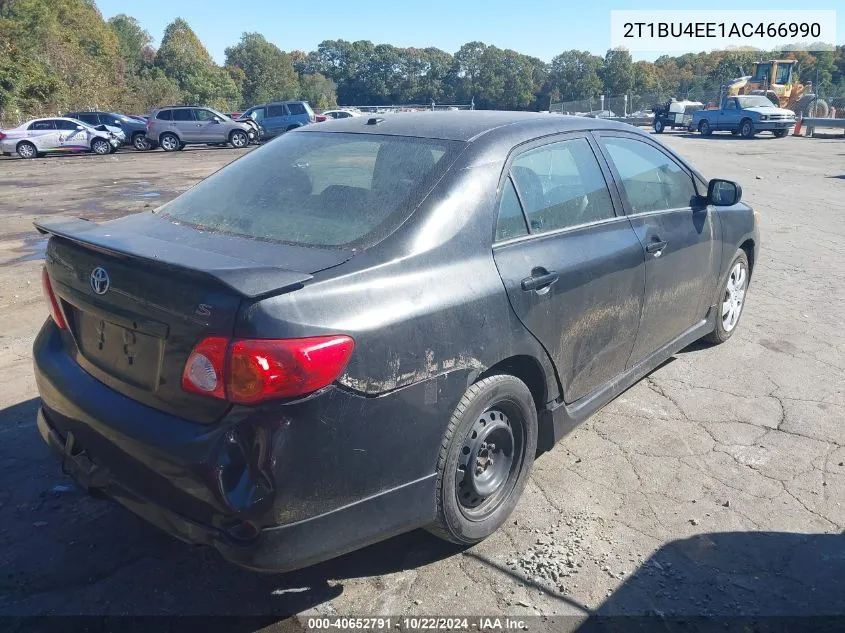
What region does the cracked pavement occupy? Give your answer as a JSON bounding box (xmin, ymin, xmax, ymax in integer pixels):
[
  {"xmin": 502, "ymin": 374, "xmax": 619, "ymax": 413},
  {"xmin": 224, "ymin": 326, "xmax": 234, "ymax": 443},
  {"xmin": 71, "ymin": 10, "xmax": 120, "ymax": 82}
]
[{"xmin": 0, "ymin": 135, "xmax": 843, "ymax": 627}]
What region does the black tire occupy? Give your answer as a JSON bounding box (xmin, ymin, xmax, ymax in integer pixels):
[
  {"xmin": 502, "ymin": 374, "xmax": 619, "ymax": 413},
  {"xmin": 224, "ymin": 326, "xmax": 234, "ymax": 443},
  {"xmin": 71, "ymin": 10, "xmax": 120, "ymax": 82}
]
[
  {"xmin": 654, "ymin": 119, "xmax": 665, "ymax": 134},
  {"xmin": 159, "ymin": 132, "xmax": 180, "ymax": 152},
  {"xmin": 91, "ymin": 138, "xmax": 111, "ymax": 155},
  {"xmin": 16, "ymin": 141, "xmax": 37, "ymax": 159},
  {"xmin": 426, "ymin": 374, "xmax": 538, "ymax": 545},
  {"xmin": 739, "ymin": 119, "xmax": 754, "ymax": 138},
  {"xmin": 229, "ymin": 129, "xmax": 249, "ymax": 148},
  {"xmin": 132, "ymin": 133, "xmax": 151, "ymax": 151},
  {"xmin": 699, "ymin": 120, "xmax": 712, "ymax": 136},
  {"xmin": 703, "ymin": 250, "xmax": 750, "ymax": 345},
  {"xmin": 773, "ymin": 129, "xmax": 788, "ymax": 138}
]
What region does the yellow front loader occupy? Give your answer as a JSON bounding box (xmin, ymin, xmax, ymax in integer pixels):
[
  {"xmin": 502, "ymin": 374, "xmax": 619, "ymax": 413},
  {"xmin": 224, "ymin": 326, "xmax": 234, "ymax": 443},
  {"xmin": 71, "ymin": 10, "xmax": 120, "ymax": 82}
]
[{"xmin": 716, "ymin": 60, "xmax": 828, "ymax": 116}]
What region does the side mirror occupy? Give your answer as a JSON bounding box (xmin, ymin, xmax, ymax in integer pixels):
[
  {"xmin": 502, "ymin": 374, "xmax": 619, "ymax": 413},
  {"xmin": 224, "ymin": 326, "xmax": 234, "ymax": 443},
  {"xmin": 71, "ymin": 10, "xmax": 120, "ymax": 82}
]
[
  {"xmin": 708, "ymin": 179, "xmax": 742, "ymax": 206},
  {"xmin": 212, "ymin": 117, "xmax": 221, "ymax": 123},
  {"xmin": 76, "ymin": 125, "xmax": 84, "ymax": 130}
]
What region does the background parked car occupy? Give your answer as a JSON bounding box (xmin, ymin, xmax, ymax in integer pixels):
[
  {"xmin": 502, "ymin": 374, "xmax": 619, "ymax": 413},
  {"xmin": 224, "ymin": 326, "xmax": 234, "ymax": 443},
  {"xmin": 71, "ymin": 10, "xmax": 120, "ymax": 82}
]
[
  {"xmin": 237, "ymin": 100, "xmax": 314, "ymax": 140},
  {"xmin": 64, "ymin": 111, "xmax": 151, "ymax": 150},
  {"xmin": 145, "ymin": 106, "xmax": 253, "ymax": 152},
  {"xmin": 0, "ymin": 117, "xmax": 120, "ymax": 158},
  {"xmin": 322, "ymin": 109, "xmax": 361, "ymax": 120}
]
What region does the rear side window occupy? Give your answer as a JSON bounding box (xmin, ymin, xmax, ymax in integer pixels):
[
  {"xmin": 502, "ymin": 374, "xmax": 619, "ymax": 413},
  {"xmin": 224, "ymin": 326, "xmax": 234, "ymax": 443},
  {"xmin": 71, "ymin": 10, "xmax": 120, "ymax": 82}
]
[
  {"xmin": 28, "ymin": 121, "xmax": 56, "ymax": 130},
  {"xmin": 287, "ymin": 103, "xmax": 307, "ymax": 116},
  {"xmin": 156, "ymin": 110, "xmax": 172, "ymax": 121},
  {"xmin": 510, "ymin": 137, "xmax": 615, "ymax": 233},
  {"xmin": 267, "ymin": 105, "xmax": 286, "ymax": 117},
  {"xmin": 495, "ymin": 178, "xmax": 528, "ymax": 241},
  {"xmin": 158, "ymin": 132, "xmax": 464, "ymax": 249},
  {"xmin": 602, "ymin": 137, "xmax": 697, "ymax": 214},
  {"xmin": 173, "ymin": 109, "xmax": 194, "ymax": 122}
]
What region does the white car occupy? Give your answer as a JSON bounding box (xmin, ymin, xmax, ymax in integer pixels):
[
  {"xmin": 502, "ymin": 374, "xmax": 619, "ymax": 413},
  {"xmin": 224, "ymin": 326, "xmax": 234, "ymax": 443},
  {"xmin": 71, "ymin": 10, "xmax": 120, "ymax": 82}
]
[
  {"xmin": 322, "ymin": 109, "xmax": 361, "ymax": 120},
  {"xmin": 0, "ymin": 117, "xmax": 121, "ymax": 159}
]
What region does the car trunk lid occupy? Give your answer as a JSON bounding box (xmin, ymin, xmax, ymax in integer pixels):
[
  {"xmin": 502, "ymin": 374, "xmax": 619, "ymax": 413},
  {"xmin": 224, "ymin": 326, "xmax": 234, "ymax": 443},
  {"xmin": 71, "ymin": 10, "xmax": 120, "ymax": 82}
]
[{"xmin": 37, "ymin": 213, "xmax": 352, "ymax": 423}]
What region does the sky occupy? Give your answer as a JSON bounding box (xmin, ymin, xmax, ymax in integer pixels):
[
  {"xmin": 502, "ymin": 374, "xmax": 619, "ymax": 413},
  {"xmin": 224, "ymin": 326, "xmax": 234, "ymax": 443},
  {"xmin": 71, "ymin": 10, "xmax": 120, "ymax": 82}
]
[{"xmin": 95, "ymin": 0, "xmax": 843, "ymax": 64}]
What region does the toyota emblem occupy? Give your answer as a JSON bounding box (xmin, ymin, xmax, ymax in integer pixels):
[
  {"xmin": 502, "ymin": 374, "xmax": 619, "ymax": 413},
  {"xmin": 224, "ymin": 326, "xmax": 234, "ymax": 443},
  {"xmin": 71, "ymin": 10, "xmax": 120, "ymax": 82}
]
[{"xmin": 90, "ymin": 267, "xmax": 110, "ymax": 295}]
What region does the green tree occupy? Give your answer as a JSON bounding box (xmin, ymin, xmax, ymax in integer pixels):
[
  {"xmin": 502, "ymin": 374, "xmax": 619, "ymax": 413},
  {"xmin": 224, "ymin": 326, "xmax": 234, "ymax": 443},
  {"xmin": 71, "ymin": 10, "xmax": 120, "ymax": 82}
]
[
  {"xmin": 547, "ymin": 50, "xmax": 603, "ymax": 102},
  {"xmin": 156, "ymin": 17, "xmax": 240, "ymax": 110},
  {"xmin": 299, "ymin": 72, "xmax": 336, "ymax": 109},
  {"xmin": 225, "ymin": 32, "xmax": 299, "ymax": 106},
  {"xmin": 108, "ymin": 14, "xmax": 153, "ymax": 76},
  {"xmin": 601, "ymin": 47, "xmax": 633, "ymax": 96}
]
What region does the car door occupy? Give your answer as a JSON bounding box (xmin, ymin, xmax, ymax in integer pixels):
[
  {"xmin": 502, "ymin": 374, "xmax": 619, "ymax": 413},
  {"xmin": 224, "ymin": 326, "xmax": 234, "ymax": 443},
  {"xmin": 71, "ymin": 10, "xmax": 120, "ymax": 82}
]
[
  {"xmin": 596, "ymin": 132, "xmax": 718, "ymax": 366},
  {"xmin": 717, "ymin": 97, "xmax": 740, "ymax": 131},
  {"xmin": 194, "ymin": 108, "xmax": 223, "ymax": 141},
  {"xmin": 492, "ymin": 133, "xmax": 646, "ymax": 404},
  {"xmin": 264, "ymin": 104, "xmax": 287, "ymax": 136},
  {"xmin": 171, "ymin": 108, "xmax": 197, "ymax": 142},
  {"xmin": 27, "ymin": 120, "xmax": 60, "ymax": 151},
  {"xmin": 55, "ymin": 119, "xmax": 88, "ymax": 150}
]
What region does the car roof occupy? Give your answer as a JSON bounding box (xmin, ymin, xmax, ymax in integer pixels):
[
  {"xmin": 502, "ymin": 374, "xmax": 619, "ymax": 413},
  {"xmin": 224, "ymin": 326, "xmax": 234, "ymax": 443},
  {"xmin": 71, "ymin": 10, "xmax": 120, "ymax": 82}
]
[{"xmin": 299, "ymin": 110, "xmax": 638, "ymax": 142}]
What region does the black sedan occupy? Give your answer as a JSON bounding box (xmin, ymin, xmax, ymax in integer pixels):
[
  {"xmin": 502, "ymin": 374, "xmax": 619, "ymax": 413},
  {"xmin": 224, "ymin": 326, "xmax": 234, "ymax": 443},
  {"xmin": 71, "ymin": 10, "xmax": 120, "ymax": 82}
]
[{"xmin": 33, "ymin": 112, "xmax": 759, "ymax": 572}]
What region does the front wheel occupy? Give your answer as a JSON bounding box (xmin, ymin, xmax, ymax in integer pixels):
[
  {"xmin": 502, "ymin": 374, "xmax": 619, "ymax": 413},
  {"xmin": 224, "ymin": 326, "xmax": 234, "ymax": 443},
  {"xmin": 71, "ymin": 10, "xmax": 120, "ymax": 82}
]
[
  {"xmin": 427, "ymin": 374, "xmax": 537, "ymax": 545},
  {"xmin": 159, "ymin": 133, "xmax": 180, "ymax": 152},
  {"xmin": 740, "ymin": 119, "xmax": 755, "ymax": 138},
  {"xmin": 699, "ymin": 120, "xmax": 712, "ymax": 136},
  {"xmin": 91, "ymin": 138, "xmax": 111, "ymax": 155},
  {"xmin": 703, "ymin": 250, "xmax": 750, "ymax": 345},
  {"xmin": 773, "ymin": 129, "xmax": 788, "ymax": 138},
  {"xmin": 654, "ymin": 119, "xmax": 665, "ymax": 134}
]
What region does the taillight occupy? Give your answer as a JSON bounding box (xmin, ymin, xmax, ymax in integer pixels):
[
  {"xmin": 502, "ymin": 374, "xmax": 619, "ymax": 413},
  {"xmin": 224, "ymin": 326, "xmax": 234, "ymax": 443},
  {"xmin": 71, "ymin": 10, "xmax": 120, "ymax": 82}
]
[
  {"xmin": 41, "ymin": 268, "xmax": 68, "ymax": 330},
  {"xmin": 181, "ymin": 335, "xmax": 354, "ymax": 404},
  {"xmin": 0, "ymin": 132, "xmax": 6, "ymax": 140},
  {"xmin": 145, "ymin": 119, "xmax": 153, "ymax": 130}
]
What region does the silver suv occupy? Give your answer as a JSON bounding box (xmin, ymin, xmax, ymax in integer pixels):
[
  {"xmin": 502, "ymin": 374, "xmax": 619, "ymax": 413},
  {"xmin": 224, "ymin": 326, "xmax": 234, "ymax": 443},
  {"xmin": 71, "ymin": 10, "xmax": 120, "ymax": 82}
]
[{"xmin": 146, "ymin": 106, "xmax": 253, "ymax": 152}]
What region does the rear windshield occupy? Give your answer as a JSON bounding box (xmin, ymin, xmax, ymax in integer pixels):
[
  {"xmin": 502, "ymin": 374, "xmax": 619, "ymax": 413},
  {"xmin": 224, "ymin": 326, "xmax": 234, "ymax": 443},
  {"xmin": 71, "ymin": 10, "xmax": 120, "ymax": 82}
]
[{"xmin": 157, "ymin": 131, "xmax": 465, "ymax": 249}]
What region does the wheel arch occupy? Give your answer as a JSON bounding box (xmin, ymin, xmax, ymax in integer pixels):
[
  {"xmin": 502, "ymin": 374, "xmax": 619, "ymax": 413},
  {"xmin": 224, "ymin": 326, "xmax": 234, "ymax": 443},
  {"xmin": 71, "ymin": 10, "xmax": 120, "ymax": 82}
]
[
  {"xmin": 739, "ymin": 238, "xmax": 755, "ymax": 276},
  {"xmin": 159, "ymin": 130, "xmax": 181, "ymax": 143},
  {"xmin": 475, "ymin": 354, "xmax": 552, "ymax": 452}
]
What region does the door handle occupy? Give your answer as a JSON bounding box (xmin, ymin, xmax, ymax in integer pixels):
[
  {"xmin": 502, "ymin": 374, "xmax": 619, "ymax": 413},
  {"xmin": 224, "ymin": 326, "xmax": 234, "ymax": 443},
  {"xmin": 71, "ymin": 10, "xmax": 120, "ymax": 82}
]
[
  {"xmin": 646, "ymin": 240, "xmax": 668, "ymax": 256},
  {"xmin": 521, "ymin": 269, "xmax": 559, "ymax": 292}
]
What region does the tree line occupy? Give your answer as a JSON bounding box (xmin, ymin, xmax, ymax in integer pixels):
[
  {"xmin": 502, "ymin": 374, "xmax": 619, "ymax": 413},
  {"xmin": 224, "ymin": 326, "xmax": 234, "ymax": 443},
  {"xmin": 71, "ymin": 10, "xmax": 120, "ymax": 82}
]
[{"xmin": 1, "ymin": 0, "xmax": 844, "ymax": 122}]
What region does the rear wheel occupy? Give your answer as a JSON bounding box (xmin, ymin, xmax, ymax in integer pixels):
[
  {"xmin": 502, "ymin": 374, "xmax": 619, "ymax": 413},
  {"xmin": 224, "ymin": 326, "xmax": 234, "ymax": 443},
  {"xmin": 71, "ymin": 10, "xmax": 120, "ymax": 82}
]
[
  {"xmin": 132, "ymin": 133, "xmax": 151, "ymax": 151},
  {"xmin": 229, "ymin": 130, "xmax": 249, "ymax": 148},
  {"xmin": 159, "ymin": 132, "xmax": 180, "ymax": 152},
  {"xmin": 16, "ymin": 141, "xmax": 37, "ymax": 159},
  {"xmin": 699, "ymin": 120, "xmax": 712, "ymax": 136},
  {"xmin": 91, "ymin": 138, "xmax": 111, "ymax": 155},
  {"xmin": 427, "ymin": 374, "xmax": 537, "ymax": 545},
  {"xmin": 739, "ymin": 119, "xmax": 755, "ymax": 138}
]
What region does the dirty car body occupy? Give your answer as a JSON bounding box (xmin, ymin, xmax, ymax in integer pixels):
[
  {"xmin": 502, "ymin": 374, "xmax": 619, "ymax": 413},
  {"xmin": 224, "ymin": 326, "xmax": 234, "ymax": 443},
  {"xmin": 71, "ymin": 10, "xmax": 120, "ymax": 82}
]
[{"xmin": 33, "ymin": 112, "xmax": 759, "ymax": 572}]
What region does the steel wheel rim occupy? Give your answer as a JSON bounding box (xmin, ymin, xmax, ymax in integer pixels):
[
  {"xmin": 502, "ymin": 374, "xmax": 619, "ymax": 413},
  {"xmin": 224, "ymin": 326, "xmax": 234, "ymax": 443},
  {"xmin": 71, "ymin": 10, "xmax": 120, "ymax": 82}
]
[
  {"xmin": 742, "ymin": 122, "xmax": 752, "ymax": 136},
  {"xmin": 161, "ymin": 136, "xmax": 177, "ymax": 150},
  {"xmin": 701, "ymin": 121, "xmax": 710, "ymax": 134},
  {"xmin": 19, "ymin": 143, "xmax": 35, "ymax": 158},
  {"xmin": 722, "ymin": 261, "xmax": 747, "ymax": 332},
  {"xmin": 232, "ymin": 132, "xmax": 247, "ymax": 147},
  {"xmin": 456, "ymin": 404, "xmax": 524, "ymax": 519}
]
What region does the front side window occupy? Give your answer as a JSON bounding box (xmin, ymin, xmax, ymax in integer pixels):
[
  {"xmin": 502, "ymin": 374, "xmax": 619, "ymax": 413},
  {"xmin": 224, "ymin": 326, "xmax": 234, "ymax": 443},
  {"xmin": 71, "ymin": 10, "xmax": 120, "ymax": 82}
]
[
  {"xmin": 509, "ymin": 137, "xmax": 615, "ymax": 234},
  {"xmin": 752, "ymin": 63, "xmax": 772, "ymax": 82},
  {"xmin": 267, "ymin": 105, "xmax": 285, "ymax": 117},
  {"xmin": 76, "ymin": 113, "xmax": 99, "ymax": 125},
  {"xmin": 602, "ymin": 137, "xmax": 696, "ymax": 214},
  {"xmin": 495, "ymin": 178, "xmax": 528, "ymax": 241},
  {"xmin": 247, "ymin": 107, "xmax": 266, "ymax": 122},
  {"xmin": 775, "ymin": 64, "xmax": 792, "ymax": 84},
  {"xmin": 158, "ymin": 132, "xmax": 464, "ymax": 249},
  {"xmin": 194, "ymin": 109, "xmax": 218, "ymax": 122}
]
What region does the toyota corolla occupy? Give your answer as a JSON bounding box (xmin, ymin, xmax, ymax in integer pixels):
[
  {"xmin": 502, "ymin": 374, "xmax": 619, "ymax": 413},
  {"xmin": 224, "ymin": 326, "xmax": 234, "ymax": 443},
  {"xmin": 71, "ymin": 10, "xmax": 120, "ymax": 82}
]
[{"xmin": 33, "ymin": 112, "xmax": 759, "ymax": 572}]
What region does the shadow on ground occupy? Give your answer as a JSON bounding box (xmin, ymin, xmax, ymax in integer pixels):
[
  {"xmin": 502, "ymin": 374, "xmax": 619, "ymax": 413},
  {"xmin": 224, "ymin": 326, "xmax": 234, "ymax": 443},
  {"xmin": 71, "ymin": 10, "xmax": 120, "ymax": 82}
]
[{"xmin": 0, "ymin": 398, "xmax": 462, "ymax": 625}]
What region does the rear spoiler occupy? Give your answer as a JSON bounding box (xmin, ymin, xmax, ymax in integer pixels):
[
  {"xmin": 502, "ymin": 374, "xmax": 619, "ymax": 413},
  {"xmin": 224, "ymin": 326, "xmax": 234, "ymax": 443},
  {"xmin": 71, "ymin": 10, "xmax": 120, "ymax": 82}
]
[{"xmin": 34, "ymin": 216, "xmax": 331, "ymax": 299}]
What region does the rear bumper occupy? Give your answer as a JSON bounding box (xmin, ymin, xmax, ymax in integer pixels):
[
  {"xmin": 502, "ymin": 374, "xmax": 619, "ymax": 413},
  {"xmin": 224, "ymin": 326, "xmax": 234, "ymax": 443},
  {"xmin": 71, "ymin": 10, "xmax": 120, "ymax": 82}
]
[{"xmin": 33, "ymin": 320, "xmax": 448, "ymax": 572}]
